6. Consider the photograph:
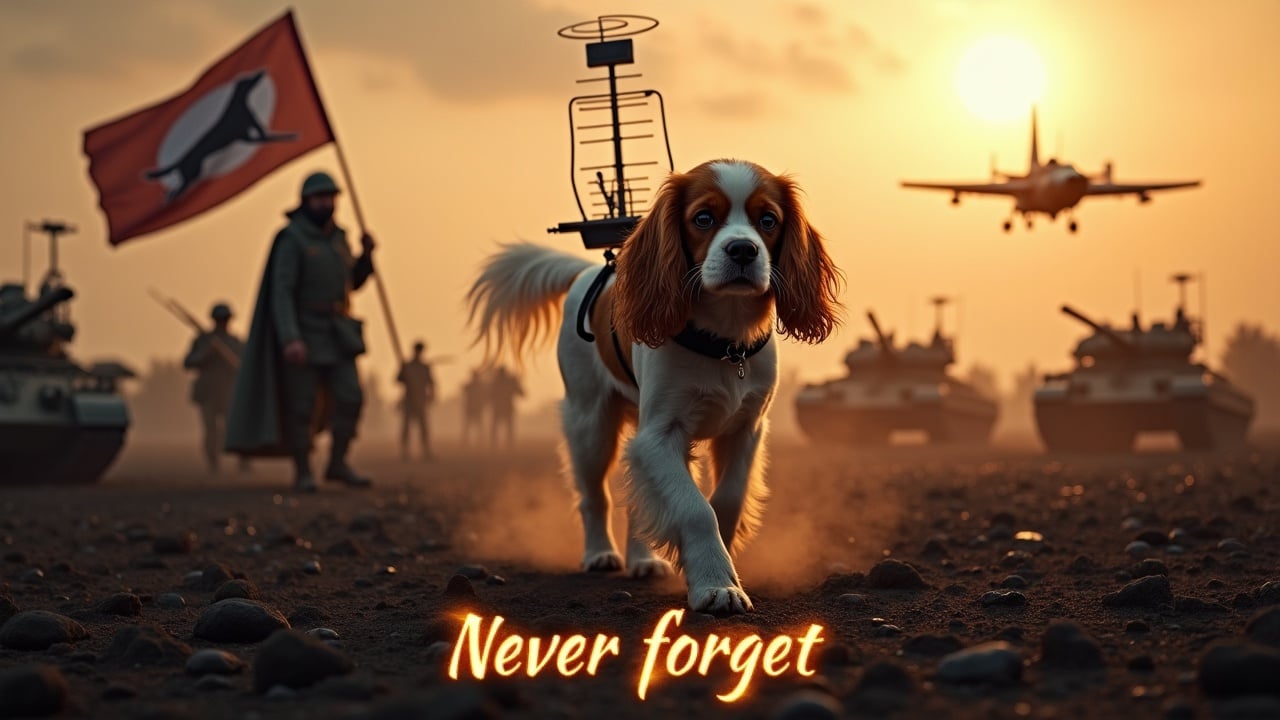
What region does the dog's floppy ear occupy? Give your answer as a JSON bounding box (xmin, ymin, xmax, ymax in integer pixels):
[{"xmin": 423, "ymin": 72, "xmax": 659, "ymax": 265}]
[
  {"xmin": 773, "ymin": 176, "xmax": 844, "ymax": 344},
  {"xmin": 614, "ymin": 174, "xmax": 691, "ymax": 347}
]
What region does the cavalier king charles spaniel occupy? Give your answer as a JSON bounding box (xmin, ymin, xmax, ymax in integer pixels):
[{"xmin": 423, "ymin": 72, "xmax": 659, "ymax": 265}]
[{"xmin": 467, "ymin": 159, "xmax": 843, "ymax": 614}]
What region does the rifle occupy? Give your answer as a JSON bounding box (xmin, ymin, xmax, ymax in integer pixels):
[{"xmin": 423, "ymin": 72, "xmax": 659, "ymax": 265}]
[{"xmin": 147, "ymin": 287, "xmax": 241, "ymax": 368}]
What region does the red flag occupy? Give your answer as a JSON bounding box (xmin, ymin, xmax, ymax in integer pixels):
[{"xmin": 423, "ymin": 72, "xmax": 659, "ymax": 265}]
[{"xmin": 84, "ymin": 11, "xmax": 333, "ymax": 245}]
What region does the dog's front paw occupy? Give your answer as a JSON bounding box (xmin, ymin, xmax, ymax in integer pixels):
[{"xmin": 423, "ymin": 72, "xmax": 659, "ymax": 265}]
[
  {"xmin": 628, "ymin": 557, "xmax": 674, "ymax": 579},
  {"xmin": 582, "ymin": 550, "xmax": 624, "ymax": 572},
  {"xmin": 689, "ymin": 584, "xmax": 753, "ymax": 615}
]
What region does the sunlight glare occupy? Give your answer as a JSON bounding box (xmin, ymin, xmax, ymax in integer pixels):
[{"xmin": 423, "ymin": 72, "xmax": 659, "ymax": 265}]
[{"xmin": 955, "ymin": 36, "xmax": 1046, "ymax": 122}]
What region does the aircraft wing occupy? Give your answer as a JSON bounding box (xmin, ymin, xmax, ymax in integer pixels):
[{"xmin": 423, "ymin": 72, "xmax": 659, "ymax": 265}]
[
  {"xmin": 1086, "ymin": 180, "xmax": 1201, "ymax": 196},
  {"xmin": 900, "ymin": 179, "xmax": 1031, "ymax": 196}
]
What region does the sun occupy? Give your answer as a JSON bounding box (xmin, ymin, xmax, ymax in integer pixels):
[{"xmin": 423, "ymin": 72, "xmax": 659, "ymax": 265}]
[{"xmin": 955, "ymin": 36, "xmax": 1046, "ymax": 122}]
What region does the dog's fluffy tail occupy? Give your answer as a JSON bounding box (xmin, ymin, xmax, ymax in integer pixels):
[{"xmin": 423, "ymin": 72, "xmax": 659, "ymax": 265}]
[{"xmin": 466, "ymin": 242, "xmax": 595, "ymax": 366}]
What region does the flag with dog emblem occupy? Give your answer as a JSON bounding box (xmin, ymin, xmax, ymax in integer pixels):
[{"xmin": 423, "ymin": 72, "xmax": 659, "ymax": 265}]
[{"xmin": 84, "ymin": 10, "xmax": 333, "ymax": 245}]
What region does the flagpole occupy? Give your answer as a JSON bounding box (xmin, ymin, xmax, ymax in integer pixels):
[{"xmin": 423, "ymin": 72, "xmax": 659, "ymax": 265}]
[{"xmin": 288, "ymin": 10, "xmax": 404, "ymax": 366}]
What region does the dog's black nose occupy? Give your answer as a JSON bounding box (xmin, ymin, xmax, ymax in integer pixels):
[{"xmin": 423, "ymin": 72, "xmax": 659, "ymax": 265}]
[{"xmin": 725, "ymin": 239, "xmax": 758, "ymax": 266}]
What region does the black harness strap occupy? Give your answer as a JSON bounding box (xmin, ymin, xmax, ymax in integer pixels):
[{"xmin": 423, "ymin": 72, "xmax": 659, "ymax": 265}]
[
  {"xmin": 610, "ymin": 327, "xmax": 639, "ymax": 387},
  {"xmin": 575, "ymin": 248, "xmax": 617, "ymax": 342}
]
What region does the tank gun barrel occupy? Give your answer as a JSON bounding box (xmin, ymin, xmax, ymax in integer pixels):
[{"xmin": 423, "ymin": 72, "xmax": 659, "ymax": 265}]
[
  {"xmin": 0, "ymin": 287, "xmax": 74, "ymax": 337},
  {"xmin": 866, "ymin": 310, "xmax": 897, "ymax": 361},
  {"xmin": 1061, "ymin": 304, "xmax": 1136, "ymax": 353}
]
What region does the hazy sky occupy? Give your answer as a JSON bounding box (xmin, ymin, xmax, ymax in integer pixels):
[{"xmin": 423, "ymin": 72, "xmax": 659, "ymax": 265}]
[{"xmin": 0, "ymin": 0, "xmax": 1276, "ymax": 405}]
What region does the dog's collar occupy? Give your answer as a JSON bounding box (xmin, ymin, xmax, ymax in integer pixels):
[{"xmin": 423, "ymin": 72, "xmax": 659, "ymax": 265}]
[{"xmin": 673, "ymin": 323, "xmax": 771, "ymax": 379}]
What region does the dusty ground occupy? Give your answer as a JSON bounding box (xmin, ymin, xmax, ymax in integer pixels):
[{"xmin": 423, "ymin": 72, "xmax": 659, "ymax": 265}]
[{"xmin": 1, "ymin": 435, "xmax": 1279, "ymax": 719}]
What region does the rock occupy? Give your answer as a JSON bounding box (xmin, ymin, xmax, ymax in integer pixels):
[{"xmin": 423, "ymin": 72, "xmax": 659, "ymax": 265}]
[
  {"xmin": 252, "ymin": 629, "xmax": 354, "ymax": 693},
  {"xmin": 902, "ymin": 634, "xmax": 963, "ymax": 657},
  {"xmin": 194, "ymin": 674, "xmax": 237, "ymax": 692},
  {"xmin": 920, "ymin": 538, "xmax": 949, "ymax": 558},
  {"xmin": 444, "ymin": 574, "xmax": 477, "ymax": 601},
  {"xmin": 96, "ymin": 593, "xmax": 142, "ymax": 617},
  {"xmin": 937, "ymin": 642, "xmax": 1023, "ymax": 685},
  {"xmin": 1131, "ymin": 559, "xmax": 1169, "ymax": 578},
  {"xmin": 288, "ymin": 606, "xmax": 329, "ymax": 628},
  {"xmin": 457, "ymin": 564, "xmax": 489, "ymax": 580},
  {"xmin": 199, "ymin": 562, "xmax": 236, "ymax": 590},
  {"xmin": 302, "ymin": 560, "xmax": 322, "ymax": 575},
  {"xmin": 186, "ymin": 648, "xmax": 244, "ymax": 675},
  {"xmin": 867, "ymin": 559, "xmax": 927, "ymax": 590},
  {"xmin": 0, "ymin": 594, "xmax": 19, "ymax": 625},
  {"xmin": 1039, "ymin": 621, "xmax": 1104, "ymax": 670},
  {"xmin": 1218, "ymin": 538, "xmax": 1248, "ymax": 553},
  {"xmin": 1001, "ymin": 575, "xmax": 1028, "ymax": 589},
  {"xmin": 152, "ymin": 532, "xmax": 197, "ymax": 555},
  {"xmin": 981, "ymin": 590, "xmax": 1027, "ymax": 607},
  {"xmin": 485, "ymin": 575, "xmax": 506, "ymax": 586},
  {"xmin": 608, "ymin": 591, "xmax": 633, "ymax": 602},
  {"xmin": 771, "ymin": 689, "xmax": 842, "ymax": 720},
  {"xmin": 1103, "ymin": 575, "xmax": 1173, "ymax": 609},
  {"xmin": 156, "ymin": 593, "xmax": 186, "ymax": 609},
  {"xmin": 102, "ymin": 625, "xmax": 191, "ymax": 666},
  {"xmin": 1246, "ymin": 607, "xmax": 1280, "ymax": 648},
  {"xmin": 1125, "ymin": 541, "xmax": 1155, "ymax": 559},
  {"xmin": 0, "ymin": 664, "xmax": 69, "ymax": 718},
  {"xmin": 19, "ymin": 568, "xmax": 44, "ymax": 583},
  {"xmin": 325, "ymin": 538, "xmax": 365, "ymax": 557},
  {"xmin": 1257, "ymin": 581, "xmax": 1280, "ymax": 606},
  {"xmin": 839, "ymin": 593, "xmax": 867, "ymax": 608},
  {"xmin": 1135, "ymin": 529, "xmax": 1169, "ymax": 546},
  {"xmin": 194, "ymin": 599, "xmax": 290, "ymax": 643},
  {"xmin": 1198, "ymin": 642, "xmax": 1280, "ymax": 697},
  {"xmin": 0, "ymin": 611, "xmax": 89, "ymax": 650},
  {"xmin": 1125, "ymin": 620, "xmax": 1150, "ymax": 634},
  {"xmin": 1000, "ymin": 551, "xmax": 1032, "ymax": 569},
  {"xmin": 214, "ymin": 579, "xmax": 261, "ymax": 602}
]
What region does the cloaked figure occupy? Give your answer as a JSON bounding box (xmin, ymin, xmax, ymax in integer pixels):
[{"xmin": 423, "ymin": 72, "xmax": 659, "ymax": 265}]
[
  {"xmin": 461, "ymin": 367, "xmax": 487, "ymax": 448},
  {"xmin": 396, "ymin": 340, "xmax": 436, "ymax": 460},
  {"xmin": 183, "ymin": 302, "xmax": 247, "ymax": 474},
  {"xmin": 225, "ymin": 171, "xmax": 377, "ymax": 492}
]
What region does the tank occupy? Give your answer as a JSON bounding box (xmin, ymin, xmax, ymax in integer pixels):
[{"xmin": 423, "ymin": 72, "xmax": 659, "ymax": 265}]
[
  {"xmin": 794, "ymin": 300, "xmax": 999, "ymax": 446},
  {"xmin": 0, "ymin": 221, "xmax": 133, "ymax": 484},
  {"xmin": 1034, "ymin": 275, "xmax": 1254, "ymax": 453}
]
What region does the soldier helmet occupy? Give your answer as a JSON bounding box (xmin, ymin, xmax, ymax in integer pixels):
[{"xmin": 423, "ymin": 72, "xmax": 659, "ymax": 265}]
[
  {"xmin": 210, "ymin": 303, "xmax": 233, "ymax": 321},
  {"xmin": 413, "ymin": 340, "xmax": 426, "ymax": 353},
  {"xmin": 300, "ymin": 171, "xmax": 341, "ymax": 198}
]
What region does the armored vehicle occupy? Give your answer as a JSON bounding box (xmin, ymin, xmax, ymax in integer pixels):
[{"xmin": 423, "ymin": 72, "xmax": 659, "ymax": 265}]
[
  {"xmin": 1034, "ymin": 274, "xmax": 1253, "ymax": 453},
  {"xmin": 795, "ymin": 299, "xmax": 999, "ymax": 446},
  {"xmin": 0, "ymin": 221, "xmax": 133, "ymax": 484}
]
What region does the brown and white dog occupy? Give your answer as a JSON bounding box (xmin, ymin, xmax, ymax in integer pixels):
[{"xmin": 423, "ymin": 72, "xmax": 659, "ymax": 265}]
[{"xmin": 467, "ymin": 159, "xmax": 842, "ymax": 614}]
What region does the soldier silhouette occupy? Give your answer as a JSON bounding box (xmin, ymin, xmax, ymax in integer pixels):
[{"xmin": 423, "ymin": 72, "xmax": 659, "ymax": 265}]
[
  {"xmin": 396, "ymin": 340, "xmax": 436, "ymax": 460},
  {"xmin": 488, "ymin": 365, "xmax": 524, "ymax": 449},
  {"xmin": 461, "ymin": 367, "xmax": 487, "ymax": 448},
  {"xmin": 183, "ymin": 302, "xmax": 247, "ymax": 474}
]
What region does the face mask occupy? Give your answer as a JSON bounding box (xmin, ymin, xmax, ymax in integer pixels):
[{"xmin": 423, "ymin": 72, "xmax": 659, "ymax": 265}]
[{"xmin": 304, "ymin": 206, "xmax": 334, "ymax": 226}]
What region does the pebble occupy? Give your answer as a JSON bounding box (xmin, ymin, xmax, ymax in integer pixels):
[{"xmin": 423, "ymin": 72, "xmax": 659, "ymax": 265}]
[
  {"xmin": 1000, "ymin": 551, "xmax": 1032, "ymax": 569},
  {"xmin": 457, "ymin": 564, "xmax": 489, "ymax": 580},
  {"xmin": 252, "ymin": 629, "xmax": 354, "ymax": 693},
  {"xmin": 1198, "ymin": 642, "xmax": 1280, "ymax": 697},
  {"xmin": 0, "ymin": 664, "xmax": 69, "ymax": 717},
  {"xmin": 443, "ymin": 575, "xmax": 478, "ymax": 600},
  {"xmin": 484, "ymin": 575, "xmax": 506, "ymax": 586},
  {"xmin": 1165, "ymin": 545, "xmax": 1186, "ymax": 556},
  {"xmin": 981, "ymin": 590, "xmax": 1027, "ymax": 607},
  {"xmin": 186, "ymin": 648, "xmax": 244, "ymax": 675},
  {"xmin": 1246, "ymin": 607, "xmax": 1280, "ymax": 648},
  {"xmin": 194, "ymin": 599, "xmax": 290, "ymax": 643},
  {"xmin": 902, "ymin": 634, "xmax": 963, "ymax": 657},
  {"xmin": 19, "ymin": 568, "xmax": 44, "ymax": 583},
  {"xmin": 96, "ymin": 592, "xmax": 143, "ymax": 617},
  {"xmin": 1135, "ymin": 529, "xmax": 1169, "ymax": 546},
  {"xmin": 288, "ymin": 606, "xmax": 329, "ymax": 628},
  {"xmin": 1126, "ymin": 620, "xmax": 1151, "ymax": 634},
  {"xmin": 156, "ymin": 593, "xmax": 186, "ymax": 609},
  {"xmin": 874, "ymin": 624, "xmax": 903, "ymax": 638},
  {"xmin": 1258, "ymin": 581, "xmax": 1280, "ymax": 606},
  {"xmin": 1001, "ymin": 575, "xmax": 1028, "ymax": 589},
  {"xmin": 196, "ymin": 562, "xmax": 235, "ymax": 590},
  {"xmin": 937, "ymin": 642, "xmax": 1023, "ymax": 685},
  {"xmin": 1040, "ymin": 621, "xmax": 1104, "ymax": 670},
  {"xmin": 0, "ymin": 611, "xmax": 89, "ymax": 651},
  {"xmin": 608, "ymin": 591, "xmax": 633, "ymax": 602},
  {"xmin": 214, "ymin": 579, "xmax": 261, "ymax": 602},
  {"xmin": 1103, "ymin": 575, "xmax": 1173, "ymax": 609},
  {"xmin": 1168, "ymin": 528, "xmax": 1192, "ymax": 545},
  {"xmin": 183, "ymin": 570, "xmax": 204, "ymax": 588},
  {"xmin": 1125, "ymin": 541, "xmax": 1156, "ymax": 559},
  {"xmin": 306, "ymin": 627, "xmax": 341, "ymax": 641},
  {"xmin": 1217, "ymin": 538, "xmax": 1248, "ymax": 553},
  {"xmin": 302, "ymin": 560, "xmax": 322, "ymax": 575},
  {"xmin": 867, "ymin": 559, "xmax": 927, "ymax": 590},
  {"xmin": 102, "ymin": 625, "xmax": 191, "ymax": 666},
  {"xmin": 1068, "ymin": 555, "xmax": 1098, "ymax": 574},
  {"xmin": 920, "ymin": 538, "xmax": 949, "ymax": 558},
  {"xmin": 771, "ymin": 689, "xmax": 842, "ymax": 720},
  {"xmin": 839, "ymin": 593, "xmax": 867, "ymax": 607},
  {"xmin": 1130, "ymin": 559, "xmax": 1169, "ymax": 578}
]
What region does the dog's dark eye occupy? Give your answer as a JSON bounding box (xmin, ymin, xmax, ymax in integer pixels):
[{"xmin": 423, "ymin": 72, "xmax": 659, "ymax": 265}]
[
  {"xmin": 692, "ymin": 210, "xmax": 715, "ymax": 230},
  {"xmin": 759, "ymin": 212, "xmax": 778, "ymax": 231}
]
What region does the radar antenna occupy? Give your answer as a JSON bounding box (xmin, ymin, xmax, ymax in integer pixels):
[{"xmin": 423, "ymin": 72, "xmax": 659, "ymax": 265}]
[{"xmin": 25, "ymin": 220, "xmax": 77, "ymax": 323}]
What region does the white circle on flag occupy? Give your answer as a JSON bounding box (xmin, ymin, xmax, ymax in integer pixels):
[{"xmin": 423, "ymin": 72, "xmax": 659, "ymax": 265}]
[{"xmin": 151, "ymin": 70, "xmax": 278, "ymax": 195}]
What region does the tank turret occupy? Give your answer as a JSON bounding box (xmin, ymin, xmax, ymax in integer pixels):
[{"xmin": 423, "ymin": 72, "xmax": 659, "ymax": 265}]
[
  {"xmin": 865, "ymin": 311, "xmax": 897, "ymax": 363},
  {"xmin": 1035, "ymin": 273, "xmax": 1254, "ymax": 453},
  {"xmin": 0, "ymin": 286, "xmax": 73, "ymax": 339}
]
